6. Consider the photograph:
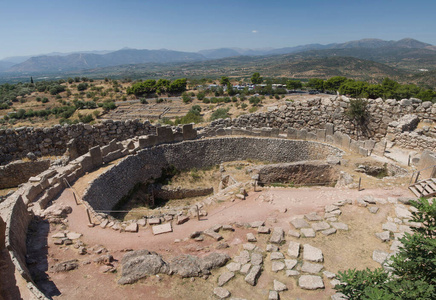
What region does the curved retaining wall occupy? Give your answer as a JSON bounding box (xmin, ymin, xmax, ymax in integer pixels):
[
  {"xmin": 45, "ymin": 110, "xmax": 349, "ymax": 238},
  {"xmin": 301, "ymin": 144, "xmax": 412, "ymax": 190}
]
[{"xmin": 82, "ymin": 137, "xmax": 343, "ymax": 211}]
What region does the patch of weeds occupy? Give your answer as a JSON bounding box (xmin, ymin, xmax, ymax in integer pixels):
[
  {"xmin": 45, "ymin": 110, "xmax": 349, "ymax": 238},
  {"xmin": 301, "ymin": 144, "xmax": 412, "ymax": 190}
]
[{"xmin": 190, "ymin": 168, "xmax": 201, "ymax": 182}]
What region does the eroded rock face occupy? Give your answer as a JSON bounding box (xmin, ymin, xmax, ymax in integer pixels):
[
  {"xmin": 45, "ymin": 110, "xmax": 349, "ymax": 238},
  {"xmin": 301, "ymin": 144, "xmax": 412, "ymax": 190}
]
[
  {"xmin": 118, "ymin": 250, "xmax": 169, "ymax": 285},
  {"xmin": 170, "ymin": 252, "xmax": 230, "ymax": 277}
]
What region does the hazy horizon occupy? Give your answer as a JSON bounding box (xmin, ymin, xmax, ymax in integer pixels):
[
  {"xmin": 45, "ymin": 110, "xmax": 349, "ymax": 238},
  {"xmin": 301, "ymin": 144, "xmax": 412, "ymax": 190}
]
[{"xmin": 0, "ymin": 0, "xmax": 435, "ymax": 60}]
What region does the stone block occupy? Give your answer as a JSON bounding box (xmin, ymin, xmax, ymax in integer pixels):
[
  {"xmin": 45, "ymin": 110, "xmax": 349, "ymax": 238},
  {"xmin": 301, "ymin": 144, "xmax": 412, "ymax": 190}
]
[
  {"xmin": 316, "ymin": 129, "xmax": 326, "ymax": 142},
  {"xmin": 341, "ymin": 134, "xmax": 351, "ymax": 149},
  {"xmin": 287, "ymin": 128, "xmax": 297, "ymax": 139},
  {"xmin": 156, "ymin": 126, "xmax": 174, "ymax": 143},
  {"xmin": 89, "ymin": 146, "xmax": 103, "ymax": 169},
  {"xmin": 325, "ymin": 123, "xmax": 334, "ymax": 136},
  {"xmin": 182, "ymin": 123, "xmax": 197, "ymax": 140},
  {"xmin": 297, "ymin": 129, "xmax": 307, "ymax": 140},
  {"xmin": 358, "ymin": 147, "xmax": 369, "ymax": 157},
  {"xmin": 152, "ymin": 223, "xmax": 172, "ymax": 235},
  {"xmin": 307, "ymin": 132, "xmax": 317, "ymax": 141}
]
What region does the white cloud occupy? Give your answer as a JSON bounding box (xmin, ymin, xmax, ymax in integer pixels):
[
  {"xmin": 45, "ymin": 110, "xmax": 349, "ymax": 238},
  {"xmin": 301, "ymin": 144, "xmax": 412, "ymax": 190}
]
[{"xmin": 252, "ymin": 30, "xmax": 258, "ymax": 34}]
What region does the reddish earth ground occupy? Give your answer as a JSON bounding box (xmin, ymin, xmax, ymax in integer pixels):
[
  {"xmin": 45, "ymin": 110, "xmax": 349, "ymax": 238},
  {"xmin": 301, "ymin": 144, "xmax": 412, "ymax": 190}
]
[{"xmin": 27, "ymin": 182, "xmax": 411, "ymax": 300}]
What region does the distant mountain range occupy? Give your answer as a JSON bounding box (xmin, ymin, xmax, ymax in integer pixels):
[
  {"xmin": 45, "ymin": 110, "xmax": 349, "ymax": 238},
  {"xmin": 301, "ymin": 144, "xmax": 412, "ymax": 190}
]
[{"xmin": 0, "ymin": 38, "xmax": 434, "ymax": 75}]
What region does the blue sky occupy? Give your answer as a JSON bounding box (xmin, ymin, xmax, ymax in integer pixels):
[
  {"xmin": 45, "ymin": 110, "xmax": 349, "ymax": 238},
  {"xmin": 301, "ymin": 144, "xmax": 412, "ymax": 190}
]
[{"xmin": 0, "ymin": 0, "xmax": 435, "ymax": 59}]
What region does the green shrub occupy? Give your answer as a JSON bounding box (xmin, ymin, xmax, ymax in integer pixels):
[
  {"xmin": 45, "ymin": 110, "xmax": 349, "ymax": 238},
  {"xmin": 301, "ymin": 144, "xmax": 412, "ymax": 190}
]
[{"xmin": 210, "ymin": 108, "xmax": 230, "ymax": 121}]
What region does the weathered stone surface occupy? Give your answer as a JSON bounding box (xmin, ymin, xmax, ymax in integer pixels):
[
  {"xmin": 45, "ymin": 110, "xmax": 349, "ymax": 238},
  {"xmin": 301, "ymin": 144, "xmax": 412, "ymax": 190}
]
[
  {"xmin": 226, "ymin": 262, "xmax": 241, "ymax": 272},
  {"xmin": 375, "ymin": 231, "xmax": 390, "ymax": 242},
  {"xmin": 311, "ymin": 222, "xmax": 330, "ymax": 232},
  {"xmin": 268, "ymin": 290, "xmax": 279, "ymax": 300},
  {"xmin": 170, "ymin": 252, "xmax": 230, "ymax": 278},
  {"xmin": 323, "ymin": 271, "xmax": 336, "ymax": 279},
  {"xmin": 234, "ymin": 251, "xmax": 251, "ymax": 264},
  {"xmin": 288, "ymin": 229, "xmax": 301, "ymax": 238},
  {"xmin": 303, "ymin": 244, "xmax": 323, "ymax": 262},
  {"xmin": 321, "ymin": 228, "xmax": 337, "ymax": 236},
  {"xmin": 218, "ymin": 271, "xmax": 235, "ymax": 287},
  {"xmin": 266, "ymin": 244, "xmax": 279, "ymax": 252},
  {"xmin": 273, "ymin": 279, "xmax": 288, "ymax": 292},
  {"xmin": 258, "ymin": 226, "xmax": 271, "ymax": 234},
  {"xmin": 148, "ymin": 218, "xmax": 161, "ymax": 225},
  {"xmin": 246, "ymin": 233, "xmax": 257, "ymax": 242},
  {"xmin": 305, "ymin": 212, "xmax": 322, "ymax": 221},
  {"xmin": 286, "ymin": 270, "xmax": 300, "ymax": 277},
  {"xmin": 118, "ymin": 250, "xmax": 169, "ymax": 284},
  {"xmin": 204, "ymin": 229, "xmax": 223, "ymax": 241},
  {"xmin": 325, "ymin": 205, "xmax": 340, "ymax": 213},
  {"xmin": 243, "ymin": 243, "xmax": 256, "ymax": 251},
  {"xmin": 152, "ymin": 223, "xmax": 172, "ymax": 235},
  {"xmin": 368, "ymin": 207, "xmax": 379, "ymax": 214},
  {"xmin": 287, "ymin": 241, "xmax": 300, "ymax": 258},
  {"xmin": 331, "ymin": 222, "xmax": 349, "ymax": 231},
  {"xmin": 125, "ymin": 223, "xmax": 138, "ymax": 233},
  {"xmin": 245, "ymin": 265, "xmax": 261, "ymax": 286},
  {"xmin": 51, "ymin": 259, "xmax": 79, "ymax": 273},
  {"xmin": 250, "ymin": 221, "xmax": 265, "ymax": 228},
  {"xmin": 299, "ymin": 275, "xmax": 325, "ymax": 290},
  {"xmin": 301, "ymin": 228, "xmax": 316, "ymax": 238},
  {"xmin": 301, "ymin": 262, "xmax": 324, "ymax": 274},
  {"xmin": 395, "ymin": 206, "xmax": 412, "ymax": 219},
  {"xmin": 240, "ymin": 263, "xmax": 251, "ymax": 274},
  {"xmin": 382, "ymin": 222, "xmax": 398, "ymax": 232},
  {"xmin": 214, "ymin": 287, "xmax": 231, "ymax": 299},
  {"xmin": 269, "ymin": 227, "xmax": 284, "ymax": 244},
  {"xmin": 284, "ymin": 259, "xmax": 297, "ymax": 270},
  {"xmin": 66, "ymin": 232, "xmax": 82, "ymax": 240},
  {"xmin": 290, "ymin": 218, "xmax": 310, "ymax": 229},
  {"xmin": 270, "ymin": 252, "xmax": 284, "ymax": 260},
  {"xmin": 271, "ymin": 261, "xmax": 285, "ymax": 272},
  {"xmin": 251, "ymin": 253, "xmax": 263, "ymax": 266},
  {"xmin": 176, "ymin": 215, "xmax": 189, "ymax": 225},
  {"xmin": 331, "ymin": 292, "xmax": 348, "ymax": 300},
  {"xmin": 373, "ymin": 250, "xmax": 389, "ymax": 264}
]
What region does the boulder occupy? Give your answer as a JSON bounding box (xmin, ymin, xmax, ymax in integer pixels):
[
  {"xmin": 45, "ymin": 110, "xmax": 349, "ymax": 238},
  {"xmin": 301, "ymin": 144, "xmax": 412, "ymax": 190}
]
[{"xmin": 118, "ymin": 250, "xmax": 169, "ymax": 284}]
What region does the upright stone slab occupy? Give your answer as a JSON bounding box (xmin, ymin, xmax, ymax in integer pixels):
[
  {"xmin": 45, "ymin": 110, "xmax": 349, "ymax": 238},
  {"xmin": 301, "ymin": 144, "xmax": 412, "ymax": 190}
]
[
  {"xmin": 349, "ymin": 140, "xmax": 360, "ymax": 154},
  {"xmin": 341, "ymin": 134, "xmax": 351, "ymax": 149},
  {"xmin": 297, "ymin": 130, "xmax": 307, "ymax": 140},
  {"xmin": 156, "ymin": 126, "xmax": 174, "ymax": 143},
  {"xmin": 325, "ymin": 123, "xmax": 334, "ymax": 137},
  {"xmin": 333, "ymin": 132, "xmax": 343, "ymax": 148},
  {"xmin": 270, "ymin": 128, "xmax": 280, "ymax": 137},
  {"xmin": 89, "ymin": 146, "xmax": 103, "ymax": 169},
  {"xmin": 173, "ymin": 132, "xmax": 184, "ymax": 142},
  {"xmin": 359, "ymin": 147, "xmax": 369, "ymax": 157},
  {"xmin": 287, "ymin": 128, "xmax": 297, "ymax": 139},
  {"xmin": 316, "ymin": 129, "xmax": 326, "ymax": 142},
  {"xmin": 307, "ymin": 132, "xmax": 317, "ymax": 141},
  {"xmin": 182, "ymin": 123, "xmax": 197, "ymax": 140}
]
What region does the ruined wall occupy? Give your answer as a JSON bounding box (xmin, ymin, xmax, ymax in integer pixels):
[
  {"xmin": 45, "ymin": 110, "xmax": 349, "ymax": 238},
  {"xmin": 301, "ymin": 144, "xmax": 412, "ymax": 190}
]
[
  {"xmin": 0, "ymin": 160, "xmax": 51, "ymax": 189},
  {"xmin": 206, "ymin": 96, "xmax": 436, "ymax": 151},
  {"xmin": 82, "ymin": 137, "xmax": 343, "ymax": 211},
  {"xmin": 153, "ymin": 186, "xmax": 214, "ymax": 200},
  {"xmin": 0, "ymin": 119, "xmax": 156, "ymax": 165}
]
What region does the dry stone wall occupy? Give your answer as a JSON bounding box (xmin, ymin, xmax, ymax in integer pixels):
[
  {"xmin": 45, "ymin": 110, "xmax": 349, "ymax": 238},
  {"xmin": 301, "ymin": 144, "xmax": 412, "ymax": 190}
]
[
  {"xmin": 205, "ymin": 96, "xmax": 436, "ymax": 151},
  {"xmin": 0, "ymin": 119, "xmax": 156, "ymax": 165},
  {"xmin": 0, "ymin": 160, "xmax": 51, "ymax": 189}
]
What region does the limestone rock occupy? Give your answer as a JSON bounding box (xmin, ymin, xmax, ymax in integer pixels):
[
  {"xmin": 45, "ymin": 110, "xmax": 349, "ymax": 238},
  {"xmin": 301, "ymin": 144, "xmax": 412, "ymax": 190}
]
[
  {"xmin": 372, "ymin": 250, "xmax": 389, "ymax": 264},
  {"xmin": 274, "ymin": 279, "xmax": 288, "ymax": 292},
  {"xmin": 118, "ymin": 250, "xmax": 169, "ymax": 284},
  {"xmin": 269, "ymin": 227, "xmax": 284, "ymax": 244},
  {"xmin": 301, "ymin": 262, "xmax": 324, "ymax": 274},
  {"xmin": 375, "ymin": 231, "xmax": 390, "ymax": 242},
  {"xmin": 271, "ymin": 261, "xmax": 285, "ymax": 272},
  {"xmin": 331, "ymin": 222, "xmax": 349, "ymax": 231},
  {"xmin": 290, "ymin": 218, "xmax": 310, "ymax": 229},
  {"xmin": 251, "ymin": 253, "xmax": 263, "ymax": 266},
  {"xmin": 268, "ymin": 290, "xmax": 279, "ymax": 300},
  {"xmin": 298, "ymin": 275, "xmax": 325, "ymax": 290},
  {"xmin": 301, "ymin": 228, "xmax": 316, "ymax": 238},
  {"xmin": 218, "ymin": 271, "xmax": 235, "ymax": 287},
  {"xmin": 287, "ymin": 241, "xmax": 300, "ymax": 258},
  {"xmin": 311, "ymin": 222, "xmax": 330, "ymax": 232},
  {"xmin": 284, "ymin": 259, "xmax": 297, "ymax": 270},
  {"xmin": 270, "ymin": 252, "xmax": 284, "ymax": 260},
  {"xmin": 214, "ymin": 287, "xmax": 231, "ymax": 299},
  {"xmin": 303, "ymin": 244, "xmax": 323, "ymax": 262},
  {"xmin": 226, "ymin": 262, "xmax": 241, "ymax": 272},
  {"xmin": 321, "ymin": 228, "xmax": 337, "ymax": 236},
  {"xmin": 245, "ymin": 265, "xmax": 261, "ymax": 286},
  {"xmin": 287, "ymin": 229, "xmax": 301, "ymax": 238},
  {"xmin": 246, "ymin": 233, "xmax": 257, "ymax": 242}
]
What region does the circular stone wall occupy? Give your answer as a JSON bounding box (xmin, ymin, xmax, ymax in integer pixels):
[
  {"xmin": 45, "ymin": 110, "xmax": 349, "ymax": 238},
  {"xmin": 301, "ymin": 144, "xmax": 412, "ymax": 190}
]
[{"xmin": 82, "ymin": 137, "xmax": 343, "ymax": 211}]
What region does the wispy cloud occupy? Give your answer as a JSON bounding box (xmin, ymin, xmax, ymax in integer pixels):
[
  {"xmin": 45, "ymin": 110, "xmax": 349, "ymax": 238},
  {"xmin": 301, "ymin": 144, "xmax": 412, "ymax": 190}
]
[{"xmin": 252, "ymin": 30, "xmax": 258, "ymax": 34}]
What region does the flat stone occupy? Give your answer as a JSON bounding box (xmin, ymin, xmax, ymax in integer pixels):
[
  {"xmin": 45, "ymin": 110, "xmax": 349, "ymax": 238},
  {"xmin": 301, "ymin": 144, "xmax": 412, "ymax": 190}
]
[
  {"xmin": 222, "ymin": 225, "xmax": 234, "ymax": 231},
  {"xmin": 361, "ymin": 195, "xmax": 376, "ymax": 204},
  {"xmin": 299, "ymin": 275, "xmax": 325, "ymax": 290},
  {"xmin": 372, "ymin": 250, "xmax": 389, "ymax": 264},
  {"xmin": 234, "ymin": 251, "xmax": 250, "ymax": 264},
  {"xmin": 331, "ymin": 292, "xmax": 348, "ymax": 300},
  {"xmin": 218, "ymin": 271, "xmax": 235, "ymax": 287},
  {"xmin": 303, "ymin": 244, "xmax": 323, "ymax": 262},
  {"xmin": 243, "ymin": 243, "xmax": 256, "ymax": 251},
  {"xmin": 137, "ymin": 219, "xmax": 146, "ymax": 227},
  {"xmin": 327, "ymin": 210, "xmax": 342, "ymax": 216},
  {"xmin": 382, "ymin": 222, "xmax": 398, "ymax": 232},
  {"xmin": 210, "ymin": 224, "xmax": 223, "ymax": 232},
  {"xmin": 331, "ymin": 222, "xmax": 348, "ymax": 231},
  {"xmin": 311, "ymin": 222, "xmax": 330, "ymax": 232},
  {"xmin": 390, "ymin": 240, "xmax": 403, "ymax": 252},
  {"xmin": 269, "ymin": 227, "xmax": 284, "ymax": 244},
  {"xmin": 301, "ymin": 228, "xmax": 316, "ymax": 238},
  {"xmin": 240, "ymin": 263, "xmax": 251, "ymax": 274},
  {"xmin": 66, "ymin": 232, "xmax": 82, "ymax": 240},
  {"xmin": 395, "ymin": 206, "xmax": 412, "ymax": 219},
  {"xmin": 226, "ymin": 262, "xmax": 241, "ymax": 272},
  {"xmin": 290, "ymin": 218, "xmax": 310, "ymax": 229},
  {"xmin": 125, "ymin": 223, "xmax": 138, "ymax": 233},
  {"xmin": 325, "ymin": 205, "xmax": 340, "ymax": 213},
  {"xmin": 368, "ymin": 207, "xmax": 379, "ymax": 214},
  {"xmin": 245, "ymin": 265, "xmax": 261, "ymax": 286},
  {"xmin": 148, "ymin": 218, "xmax": 161, "ymax": 225},
  {"xmin": 273, "ymin": 279, "xmax": 288, "ymax": 292},
  {"xmin": 284, "ymin": 259, "xmax": 297, "ymax": 270},
  {"xmin": 398, "ymin": 225, "xmax": 413, "ymax": 234},
  {"xmin": 330, "ymin": 279, "xmax": 342, "ymax": 287},
  {"xmin": 246, "ymin": 233, "xmax": 257, "ymax": 242},
  {"xmin": 325, "ymin": 217, "xmax": 337, "ymax": 222},
  {"xmin": 323, "ymin": 271, "xmax": 336, "ymax": 279},
  {"xmin": 266, "ymin": 244, "xmax": 279, "ymax": 252},
  {"xmin": 356, "ymin": 199, "xmax": 368, "ymax": 207},
  {"xmin": 321, "ymin": 228, "xmax": 337, "ymax": 236},
  {"xmin": 52, "ymin": 232, "xmax": 66, "ymax": 239},
  {"xmin": 99, "ymin": 219, "xmax": 109, "ymax": 228},
  {"xmin": 250, "ymin": 253, "xmax": 263, "ymax": 266},
  {"xmin": 270, "ymin": 252, "xmax": 284, "ymax": 260},
  {"xmin": 152, "ymin": 223, "xmax": 172, "ymax": 235},
  {"xmin": 305, "ymin": 212, "xmax": 322, "ymax": 221},
  {"xmin": 204, "ymin": 230, "xmax": 223, "ymax": 241},
  {"xmin": 54, "ymin": 239, "xmax": 64, "ymax": 245},
  {"xmin": 214, "ymin": 287, "xmax": 230, "ymax": 299},
  {"xmin": 176, "ymin": 215, "xmax": 189, "ymax": 225},
  {"xmin": 271, "ymin": 261, "xmax": 285, "ymax": 272},
  {"xmin": 286, "ymin": 270, "xmax": 300, "ymax": 276},
  {"xmin": 301, "ymin": 262, "xmax": 324, "ymax": 274},
  {"xmin": 375, "ymin": 231, "xmax": 390, "ymax": 242},
  {"xmin": 287, "ymin": 230, "xmax": 300, "ymax": 238},
  {"xmin": 287, "ymin": 241, "xmax": 300, "ymax": 258},
  {"xmin": 257, "ymin": 226, "xmax": 271, "ymax": 234},
  {"xmin": 269, "ymin": 290, "xmax": 279, "ymax": 300},
  {"xmin": 250, "ymin": 221, "xmax": 265, "ymax": 228},
  {"xmin": 190, "ymin": 231, "xmax": 202, "ymax": 239}
]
